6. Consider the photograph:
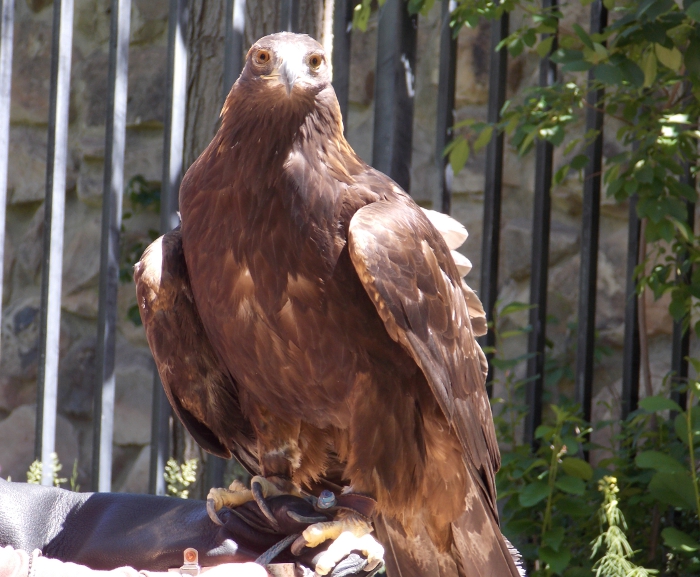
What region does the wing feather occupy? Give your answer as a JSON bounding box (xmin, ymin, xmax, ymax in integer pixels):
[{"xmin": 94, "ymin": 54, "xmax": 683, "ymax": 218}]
[
  {"xmin": 134, "ymin": 229, "xmax": 258, "ymax": 473},
  {"xmin": 347, "ymin": 194, "xmax": 500, "ymax": 515}
]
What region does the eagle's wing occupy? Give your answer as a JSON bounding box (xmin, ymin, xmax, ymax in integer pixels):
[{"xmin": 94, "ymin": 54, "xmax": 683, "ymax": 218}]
[
  {"xmin": 347, "ymin": 192, "xmax": 499, "ymax": 514},
  {"xmin": 348, "ymin": 193, "xmax": 525, "ymax": 576},
  {"xmin": 134, "ymin": 228, "xmax": 258, "ymax": 473}
]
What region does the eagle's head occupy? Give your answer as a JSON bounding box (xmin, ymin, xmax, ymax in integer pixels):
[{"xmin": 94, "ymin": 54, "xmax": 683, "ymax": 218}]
[
  {"xmin": 238, "ymin": 32, "xmax": 331, "ymax": 100},
  {"xmin": 219, "ymin": 32, "xmax": 346, "ymax": 169}
]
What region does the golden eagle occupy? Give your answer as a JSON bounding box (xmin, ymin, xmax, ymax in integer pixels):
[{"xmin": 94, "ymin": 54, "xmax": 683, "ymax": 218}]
[{"xmin": 135, "ymin": 32, "xmax": 522, "ymax": 577}]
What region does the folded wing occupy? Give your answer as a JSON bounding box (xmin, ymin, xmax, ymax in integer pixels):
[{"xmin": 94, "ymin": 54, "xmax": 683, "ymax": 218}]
[{"xmin": 134, "ymin": 228, "xmax": 258, "ymax": 474}]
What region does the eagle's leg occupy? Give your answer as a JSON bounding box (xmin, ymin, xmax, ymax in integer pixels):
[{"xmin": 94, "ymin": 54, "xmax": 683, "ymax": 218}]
[
  {"xmin": 207, "ymin": 419, "xmax": 304, "ymax": 526},
  {"xmin": 292, "ymin": 512, "xmax": 385, "ymax": 576},
  {"xmin": 206, "ymin": 475, "xmax": 301, "ymax": 526}
]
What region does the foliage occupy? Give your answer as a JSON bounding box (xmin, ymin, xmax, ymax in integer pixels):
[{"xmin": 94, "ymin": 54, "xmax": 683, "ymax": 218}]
[
  {"xmin": 442, "ymin": 0, "xmax": 700, "ymax": 339},
  {"xmin": 164, "ymin": 457, "xmax": 199, "ymax": 499},
  {"xmin": 591, "ymin": 476, "xmax": 656, "ymax": 577},
  {"xmin": 26, "ymin": 452, "xmax": 70, "ymax": 488},
  {"xmin": 489, "ymin": 304, "xmax": 700, "ymax": 575}
]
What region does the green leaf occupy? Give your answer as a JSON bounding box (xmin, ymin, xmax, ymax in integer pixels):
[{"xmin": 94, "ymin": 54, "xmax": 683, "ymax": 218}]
[
  {"xmin": 557, "ymin": 496, "xmax": 590, "ymax": 518},
  {"xmin": 352, "ymin": 1, "xmax": 372, "ymax": 31},
  {"xmin": 499, "ymin": 301, "xmax": 534, "ymax": 316},
  {"xmin": 686, "ymin": 1, "xmax": 700, "ymax": 22},
  {"xmin": 572, "ymin": 23, "xmax": 594, "ymax": 50},
  {"xmin": 550, "ymin": 49, "xmax": 584, "ymax": 64},
  {"xmin": 554, "ymin": 164, "xmax": 570, "ymax": 185},
  {"xmin": 670, "ymin": 291, "xmax": 688, "ymax": 321},
  {"xmin": 641, "ymin": 49, "xmax": 658, "ymax": 87},
  {"xmin": 473, "ymin": 126, "xmax": 494, "ymax": 153},
  {"xmin": 618, "ymin": 58, "xmax": 645, "ymax": 87},
  {"xmin": 570, "ymin": 154, "xmax": 589, "ymax": 171},
  {"xmin": 674, "ymin": 406, "xmax": 700, "ymax": 445},
  {"xmin": 655, "ymin": 43, "xmax": 682, "ymax": 72},
  {"xmin": 519, "ymin": 481, "xmax": 551, "ymax": 507},
  {"xmin": 561, "ymin": 60, "xmax": 593, "ymax": 73},
  {"xmin": 561, "ymin": 457, "xmax": 593, "ymax": 480},
  {"xmin": 539, "ymin": 545, "xmax": 571, "ymax": 574},
  {"xmin": 449, "ymin": 138, "xmax": 470, "ymax": 175},
  {"xmin": 636, "ymin": 450, "xmax": 686, "ymax": 473},
  {"xmin": 555, "ymin": 475, "xmax": 585, "ymax": 495},
  {"xmin": 536, "ymin": 36, "xmax": 555, "ymax": 58},
  {"xmin": 686, "ymin": 36, "xmax": 700, "ymax": 77},
  {"xmin": 594, "ymin": 63, "xmax": 624, "ymax": 85},
  {"xmin": 639, "ymin": 395, "xmax": 684, "ymax": 413},
  {"xmin": 542, "ymin": 526, "xmax": 565, "ymax": 551},
  {"xmin": 662, "ymin": 527, "xmax": 700, "ymax": 551},
  {"xmin": 523, "ymin": 28, "xmax": 537, "ymax": 48},
  {"xmin": 648, "ymin": 471, "xmax": 697, "ymax": 510},
  {"xmin": 507, "ymin": 38, "xmax": 524, "ymax": 58}
]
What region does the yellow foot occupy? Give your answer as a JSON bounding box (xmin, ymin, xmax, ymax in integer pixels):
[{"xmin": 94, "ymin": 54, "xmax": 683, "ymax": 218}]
[
  {"xmin": 293, "ymin": 515, "xmax": 384, "ymax": 576},
  {"xmin": 206, "ymin": 476, "xmax": 296, "ymax": 526}
]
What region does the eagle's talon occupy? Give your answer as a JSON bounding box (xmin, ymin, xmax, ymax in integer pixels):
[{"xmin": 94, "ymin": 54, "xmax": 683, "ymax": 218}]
[
  {"xmin": 206, "ymin": 476, "xmax": 295, "ymax": 529},
  {"xmin": 206, "ymin": 497, "xmax": 224, "ymax": 526},
  {"xmin": 251, "ymin": 477, "xmax": 281, "ymax": 530}
]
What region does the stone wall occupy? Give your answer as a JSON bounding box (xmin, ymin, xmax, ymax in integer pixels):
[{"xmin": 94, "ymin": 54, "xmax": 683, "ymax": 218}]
[
  {"xmin": 0, "ymin": 1, "xmax": 678, "ymax": 491},
  {"xmin": 1, "ymin": 0, "xmax": 166, "ymax": 489}
]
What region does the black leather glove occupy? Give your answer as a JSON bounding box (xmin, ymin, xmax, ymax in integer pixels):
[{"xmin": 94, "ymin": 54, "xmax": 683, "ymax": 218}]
[{"xmin": 0, "ymin": 479, "xmax": 377, "ymax": 576}]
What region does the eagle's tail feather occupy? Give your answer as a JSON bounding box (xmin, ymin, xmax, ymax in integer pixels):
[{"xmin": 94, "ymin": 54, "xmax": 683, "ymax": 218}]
[{"xmin": 374, "ymin": 509, "xmax": 525, "ymax": 577}]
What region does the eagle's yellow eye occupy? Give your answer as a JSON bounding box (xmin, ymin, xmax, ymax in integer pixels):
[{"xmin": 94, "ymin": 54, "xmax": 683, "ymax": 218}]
[
  {"xmin": 308, "ymin": 54, "xmax": 323, "ymax": 69},
  {"xmin": 255, "ymin": 49, "xmax": 271, "ymax": 65}
]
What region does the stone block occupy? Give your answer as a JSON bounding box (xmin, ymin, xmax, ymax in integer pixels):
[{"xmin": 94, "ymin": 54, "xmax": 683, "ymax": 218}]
[
  {"xmin": 14, "ymin": 204, "xmax": 44, "ymax": 285},
  {"xmin": 455, "ymin": 21, "xmax": 491, "ymax": 107},
  {"xmin": 1, "ymin": 297, "xmax": 42, "ymax": 385},
  {"xmin": 7, "ymin": 127, "xmax": 48, "ymax": 205},
  {"xmin": 348, "ymin": 18, "xmax": 377, "ymax": 107},
  {"xmin": 118, "ymin": 444, "xmax": 150, "ymax": 493},
  {"xmin": 26, "ymin": 0, "xmax": 54, "ymax": 13},
  {"xmin": 124, "ymin": 128, "xmax": 165, "ymax": 182},
  {"xmin": 74, "ymin": 0, "xmax": 111, "ymax": 50},
  {"xmin": 0, "ymin": 404, "xmax": 79, "ymax": 483},
  {"xmin": 61, "ymin": 201, "xmax": 102, "ymax": 296},
  {"xmin": 58, "ymin": 336, "xmax": 96, "ymax": 419},
  {"xmin": 82, "ymin": 45, "xmax": 167, "ymax": 128},
  {"xmin": 500, "ymin": 218, "xmax": 579, "ymax": 281},
  {"xmin": 113, "ymin": 339, "xmax": 154, "ymax": 445},
  {"xmin": 10, "ymin": 21, "xmax": 52, "ymax": 125},
  {"xmin": 76, "ymin": 157, "xmax": 105, "ymax": 207}
]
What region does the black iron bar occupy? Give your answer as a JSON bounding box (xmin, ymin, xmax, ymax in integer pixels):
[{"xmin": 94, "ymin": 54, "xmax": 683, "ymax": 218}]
[
  {"xmin": 574, "ymin": 0, "xmax": 607, "ymax": 428},
  {"xmin": 92, "ymin": 0, "xmax": 131, "ymax": 492},
  {"xmin": 621, "ymin": 195, "xmax": 641, "ymax": 418},
  {"xmin": 524, "ymin": 0, "xmax": 557, "ymax": 446},
  {"xmin": 0, "ymin": 0, "xmax": 14, "ymax": 328},
  {"xmin": 331, "ymin": 0, "xmax": 354, "ymax": 129},
  {"xmin": 149, "ymin": 0, "xmax": 188, "ymax": 495},
  {"xmin": 435, "ymin": 0, "xmax": 457, "ymax": 215},
  {"xmin": 36, "ymin": 0, "xmax": 74, "ymax": 487},
  {"xmin": 671, "ymin": 162, "xmax": 695, "ymax": 411},
  {"xmin": 280, "ymin": 0, "xmax": 299, "ymax": 33},
  {"xmin": 480, "ymin": 8, "xmax": 508, "ymax": 395},
  {"xmin": 371, "ymin": 0, "xmax": 417, "ymax": 192},
  {"xmin": 223, "ymin": 0, "xmax": 246, "ymax": 102}
]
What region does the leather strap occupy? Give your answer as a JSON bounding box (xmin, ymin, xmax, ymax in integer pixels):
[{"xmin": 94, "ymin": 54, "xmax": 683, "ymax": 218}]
[{"xmin": 333, "ymin": 495, "xmax": 376, "ymax": 520}]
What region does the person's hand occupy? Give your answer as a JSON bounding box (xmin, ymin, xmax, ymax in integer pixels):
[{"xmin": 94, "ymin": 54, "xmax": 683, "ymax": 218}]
[{"xmin": 201, "ymin": 562, "xmax": 269, "ymax": 576}]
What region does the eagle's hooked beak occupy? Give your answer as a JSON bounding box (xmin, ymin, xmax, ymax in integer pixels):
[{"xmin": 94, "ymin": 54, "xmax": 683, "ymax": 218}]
[{"xmin": 278, "ymin": 58, "xmax": 300, "ymax": 95}]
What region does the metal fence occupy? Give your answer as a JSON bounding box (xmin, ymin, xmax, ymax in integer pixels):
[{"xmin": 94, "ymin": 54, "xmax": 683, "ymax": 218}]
[{"xmin": 0, "ymin": 0, "xmax": 685, "ymax": 491}]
